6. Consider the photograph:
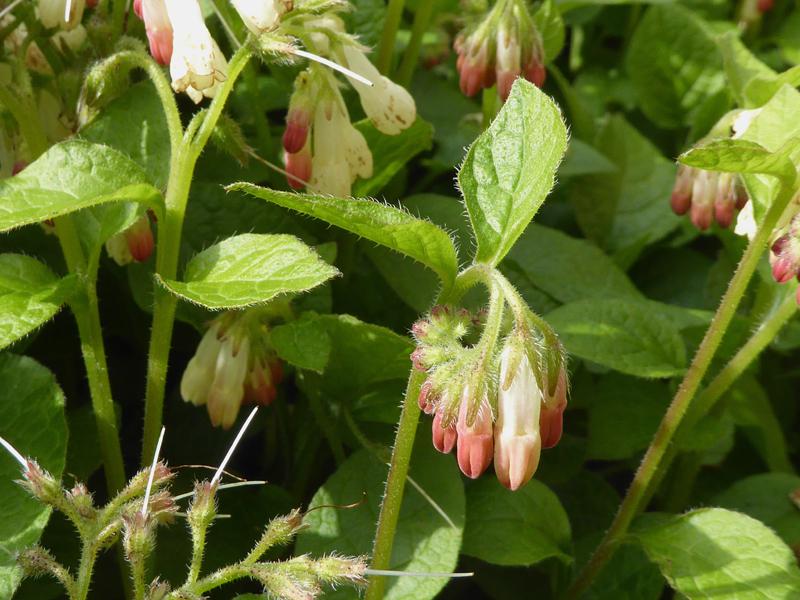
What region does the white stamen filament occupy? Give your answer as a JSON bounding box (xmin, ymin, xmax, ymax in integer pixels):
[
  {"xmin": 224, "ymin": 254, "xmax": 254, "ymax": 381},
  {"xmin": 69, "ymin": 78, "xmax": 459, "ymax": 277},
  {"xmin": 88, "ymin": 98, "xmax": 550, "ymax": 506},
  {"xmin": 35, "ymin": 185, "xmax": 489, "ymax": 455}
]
[
  {"xmin": 0, "ymin": 0, "xmax": 25, "ymax": 21},
  {"xmin": 141, "ymin": 427, "xmax": 166, "ymax": 517},
  {"xmin": 293, "ymin": 48, "xmax": 374, "ymax": 87},
  {"xmin": 0, "ymin": 435, "xmax": 27, "ymax": 469},
  {"xmin": 173, "ymin": 479, "xmax": 267, "ymax": 502},
  {"xmin": 64, "ymin": 0, "xmax": 72, "ymax": 22},
  {"xmin": 364, "ymin": 569, "xmax": 474, "ymax": 578},
  {"xmin": 211, "ymin": 407, "xmax": 258, "ymax": 486}
]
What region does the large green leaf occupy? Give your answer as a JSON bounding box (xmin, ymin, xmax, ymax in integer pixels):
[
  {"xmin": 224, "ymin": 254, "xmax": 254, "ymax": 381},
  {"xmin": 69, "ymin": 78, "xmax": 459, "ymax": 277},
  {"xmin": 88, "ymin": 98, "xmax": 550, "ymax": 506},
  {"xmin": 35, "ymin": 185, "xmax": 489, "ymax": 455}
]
[
  {"xmin": 80, "ymin": 81, "xmax": 170, "ymax": 188},
  {"xmin": 713, "ymin": 474, "xmax": 800, "ymax": 549},
  {"xmin": 0, "ymin": 354, "xmax": 67, "ymax": 599},
  {"xmin": 159, "ymin": 234, "xmax": 338, "ymax": 309},
  {"xmin": 0, "ymin": 140, "xmax": 161, "ymax": 233},
  {"xmin": 462, "ymin": 478, "xmax": 571, "ymax": 566},
  {"xmin": 295, "ymin": 443, "xmax": 465, "ymax": 600},
  {"xmin": 634, "ymin": 508, "xmax": 800, "ymax": 599},
  {"xmin": 353, "ymin": 117, "xmax": 434, "ymax": 197},
  {"xmin": 545, "ymin": 298, "xmax": 687, "ymax": 378},
  {"xmin": 716, "ymin": 32, "xmax": 776, "ymax": 108},
  {"xmin": 0, "ymin": 255, "xmax": 77, "ymax": 350},
  {"xmin": 458, "ymin": 79, "xmax": 568, "ymax": 266},
  {"xmin": 229, "ymin": 184, "xmax": 459, "ymax": 291},
  {"xmin": 505, "ymin": 223, "xmax": 641, "ymax": 304},
  {"xmin": 533, "ymin": 0, "xmax": 566, "ymax": 63},
  {"xmin": 626, "ymin": 4, "xmax": 725, "ymax": 128},
  {"xmin": 569, "ymin": 116, "xmax": 680, "ymax": 266}
]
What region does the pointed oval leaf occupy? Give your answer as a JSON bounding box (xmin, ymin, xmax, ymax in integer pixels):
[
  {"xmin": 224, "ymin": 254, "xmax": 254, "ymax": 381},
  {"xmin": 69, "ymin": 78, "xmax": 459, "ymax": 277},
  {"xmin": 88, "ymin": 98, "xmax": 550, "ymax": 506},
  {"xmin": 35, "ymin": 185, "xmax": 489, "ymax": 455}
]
[
  {"xmin": 458, "ymin": 79, "xmax": 568, "ymax": 266},
  {"xmin": 229, "ymin": 184, "xmax": 459, "ymax": 291},
  {"xmin": 634, "ymin": 508, "xmax": 800, "ymax": 599},
  {"xmin": 0, "ymin": 355, "xmax": 67, "ymax": 598},
  {"xmin": 0, "ymin": 140, "xmax": 162, "ymax": 233},
  {"xmin": 545, "ymin": 298, "xmax": 687, "ymax": 378},
  {"xmin": 158, "ymin": 233, "xmax": 339, "ymax": 309},
  {"xmin": 0, "ymin": 255, "xmax": 77, "ymax": 350},
  {"xmin": 679, "ymin": 139, "xmax": 796, "ymax": 186}
]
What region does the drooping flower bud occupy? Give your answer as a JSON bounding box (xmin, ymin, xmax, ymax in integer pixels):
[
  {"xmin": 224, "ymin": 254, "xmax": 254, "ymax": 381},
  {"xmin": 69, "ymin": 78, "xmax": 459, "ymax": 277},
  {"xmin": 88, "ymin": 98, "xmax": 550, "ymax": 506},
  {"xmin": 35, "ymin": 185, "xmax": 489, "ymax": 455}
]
[
  {"xmin": 341, "ymin": 46, "xmax": 417, "ymax": 136},
  {"xmin": 165, "ymin": 0, "xmax": 228, "ymax": 103},
  {"xmin": 495, "ymin": 22, "xmax": 521, "ymax": 102},
  {"xmin": 136, "ymin": 0, "xmax": 173, "ymax": 66},
  {"xmin": 670, "ymin": 165, "xmax": 749, "ymax": 231},
  {"xmin": 418, "ymin": 380, "xmax": 436, "ymax": 414},
  {"xmin": 540, "ymin": 366, "xmax": 567, "ymax": 449},
  {"xmin": 494, "ymin": 346, "xmax": 542, "ymax": 491},
  {"xmin": 284, "ymin": 141, "xmax": 312, "ymax": 190},
  {"xmin": 207, "ymin": 335, "xmax": 251, "ymax": 429},
  {"xmin": 309, "ymin": 100, "xmax": 363, "ymax": 196},
  {"xmin": 181, "ymin": 322, "xmax": 224, "ymax": 406},
  {"xmin": 231, "ymin": 0, "xmax": 287, "ymax": 36},
  {"xmin": 105, "ymin": 214, "xmax": 154, "ymax": 265},
  {"xmin": 283, "ymin": 94, "xmax": 313, "ymax": 154},
  {"xmin": 456, "ymin": 391, "xmax": 493, "ymax": 478},
  {"xmin": 456, "ymin": 36, "xmax": 491, "ymax": 97},
  {"xmin": 432, "ymin": 407, "xmax": 457, "ymax": 454}
]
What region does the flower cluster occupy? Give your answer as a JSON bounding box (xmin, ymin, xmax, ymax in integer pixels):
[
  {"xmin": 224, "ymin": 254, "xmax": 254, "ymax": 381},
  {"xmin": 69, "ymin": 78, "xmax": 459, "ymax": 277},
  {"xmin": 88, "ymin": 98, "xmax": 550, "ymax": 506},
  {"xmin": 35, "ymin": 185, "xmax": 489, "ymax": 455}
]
[
  {"xmin": 670, "ymin": 166, "xmax": 748, "ymax": 230},
  {"xmin": 412, "ymin": 306, "xmax": 567, "ymax": 491},
  {"xmin": 454, "ymin": 0, "xmax": 546, "ymax": 101},
  {"xmin": 181, "ymin": 310, "xmax": 284, "ymax": 429},
  {"xmin": 767, "ymin": 210, "xmax": 800, "ymax": 305},
  {"xmin": 282, "ymin": 16, "xmax": 416, "ymax": 196}
]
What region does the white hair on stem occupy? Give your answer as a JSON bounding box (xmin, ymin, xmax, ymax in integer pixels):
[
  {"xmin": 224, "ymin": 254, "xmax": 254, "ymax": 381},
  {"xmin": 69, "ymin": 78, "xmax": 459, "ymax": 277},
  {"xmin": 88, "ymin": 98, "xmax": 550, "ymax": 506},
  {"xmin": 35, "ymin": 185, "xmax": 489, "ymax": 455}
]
[{"xmin": 141, "ymin": 426, "xmax": 166, "ymax": 517}]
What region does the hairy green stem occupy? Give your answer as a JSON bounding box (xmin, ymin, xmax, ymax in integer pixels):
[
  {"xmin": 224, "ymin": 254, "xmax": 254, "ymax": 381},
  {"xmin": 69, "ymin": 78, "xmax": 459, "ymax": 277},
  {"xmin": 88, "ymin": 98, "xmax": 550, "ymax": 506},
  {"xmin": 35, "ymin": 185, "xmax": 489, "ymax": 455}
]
[
  {"xmin": 140, "ymin": 46, "xmax": 253, "ymax": 464},
  {"xmin": 564, "ymin": 183, "xmax": 797, "ymax": 599},
  {"xmin": 365, "ymin": 368, "xmax": 425, "ymax": 600},
  {"xmin": 74, "ymin": 542, "xmax": 98, "ymax": 600},
  {"xmin": 376, "ymin": 0, "xmax": 406, "ymax": 75},
  {"xmin": 395, "ymin": 0, "xmax": 438, "ymax": 86}
]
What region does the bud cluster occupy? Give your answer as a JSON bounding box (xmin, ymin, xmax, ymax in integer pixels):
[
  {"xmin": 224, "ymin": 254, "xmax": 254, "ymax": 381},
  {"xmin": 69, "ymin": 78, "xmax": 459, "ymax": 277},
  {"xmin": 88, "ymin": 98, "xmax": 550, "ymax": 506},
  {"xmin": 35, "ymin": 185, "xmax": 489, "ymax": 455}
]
[
  {"xmin": 454, "ymin": 0, "xmax": 546, "ymax": 101},
  {"xmin": 181, "ymin": 309, "xmax": 285, "ymax": 429},
  {"xmin": 768, "ymin": 211, "xmax": 800, "ymax": 305},
  {"xmin": 412, "ymin": 305, "xmax": 567, "ymax": 491},
  {"xmin": 281, "ymin": 13, "xmax": 416, "ymax": 196},
  {"xmin": 670, "ymin": 166, "xmax": 748, "ymax": 231}
]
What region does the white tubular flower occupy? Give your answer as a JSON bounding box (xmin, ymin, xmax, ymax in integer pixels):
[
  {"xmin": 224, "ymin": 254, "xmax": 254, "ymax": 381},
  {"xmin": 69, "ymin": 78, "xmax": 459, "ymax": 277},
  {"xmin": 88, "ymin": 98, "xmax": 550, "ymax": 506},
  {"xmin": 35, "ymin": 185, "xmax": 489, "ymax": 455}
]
[
  {"xmin": 165, "ymin": 0, "xmax": 227, "ymax": 103},
  {"xmin": 181, "ymin": 324, "xmax": 224, "ymax": 406},
  {"xmin": 342, "ymin": 45, "xmax": 416, "ymax": 136},
  {"xmin": 310, "ymin": 102, "xmax": 353, "ymax": 196},
  {"xmin": 494, "ymin": 346, "xmax": 542, "ymax": 491},
  {"xmin": 734, "ymin": 200, "xmax": 757, "ymax": 241},
  {"xmin": 38, "ymin": 0, "xmax": 85, "ymax": 30},
  {"xmin": 231, "ymin": 0, "xmax": 284, "ymax": 36},
  {"xmin": 344, "ymin": 119, "xmax": 372, "ymax": 182},
  {"xmin": 207, "ymin": 336, "xmax": 250, "ymax": 429}
]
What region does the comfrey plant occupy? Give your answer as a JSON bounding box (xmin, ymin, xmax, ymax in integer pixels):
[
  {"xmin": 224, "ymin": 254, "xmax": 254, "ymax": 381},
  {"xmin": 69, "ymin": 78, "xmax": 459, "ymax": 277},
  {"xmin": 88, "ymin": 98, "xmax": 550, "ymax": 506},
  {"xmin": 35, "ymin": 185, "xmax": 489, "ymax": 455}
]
[{"xmin": 1, "ymin": 417, "xmax": 367, "ymax": 600}]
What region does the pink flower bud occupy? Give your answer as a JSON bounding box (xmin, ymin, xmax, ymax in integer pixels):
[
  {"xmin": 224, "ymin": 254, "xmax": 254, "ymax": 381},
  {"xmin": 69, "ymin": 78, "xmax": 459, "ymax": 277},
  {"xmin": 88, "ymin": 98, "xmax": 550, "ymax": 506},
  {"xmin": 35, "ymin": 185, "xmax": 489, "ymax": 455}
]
[
  {"xmin": 418, "ymin": 380, "xmax": 436, "ymax": 414},
  {"xmin": 456, "ymin": 394, "xmax": 493, "ymax": 478},
  {"xmin": 690, "ymin": 200, "xmax": 713, "ymax": 231},
  {"xmin": 432, "ymin": 410, "xmax": 457, "ymax": 454},
  {"xmin": 410, "ymin": 348, "xmax": 427, "ymax": 371},
  {"xmin": 411, "ymin": 319, "xmax": 429, "ymax": 340},
  {"xmin": 670, "ymin": 166, "xmax": 693, "ymax": 215},
  {"xmin": 524, "ymin": 59, "xmax": 546, "ymax": 88},
  {"xmin": 540, "ymin": 368, "xmax": 567, "ymax": 450},
  {"xmin": 282, "ymin": 108, "xmax": 311, "ymax": 154},
  {"xmin": 714, "ymin": 197, "xmax": 735, "ymax": 229},
  {"xmin": 758, "ymin": 0, "xmax": 774, "ymax": 12},
  {"xmin": 772, "ymin": 254, "xmax": 797, "ymax": 283},
  {"xmin": 771, "ymin": 235, "xmax": 789, "ymax": 256},
  {"xmin": 12, "ymin": 161, "xmax": 27, "ymax": 175},
  {"xmin": 140, "ymin": 0, "xmax": 173, "ymax": 66},
  {"xmin": 457, "ymin": 42, "xmax": 490, "ymax": 97},
  {"xmin": 284, "ymin": 143, "xmax": 312, "ymax": 190},
  {"xmin": 124, "ymin": 214, "xmax": 154, "ymax": 262},
  {"xmin": 243, "ymin": 360, "xmax": 277, "ymax": 406}
]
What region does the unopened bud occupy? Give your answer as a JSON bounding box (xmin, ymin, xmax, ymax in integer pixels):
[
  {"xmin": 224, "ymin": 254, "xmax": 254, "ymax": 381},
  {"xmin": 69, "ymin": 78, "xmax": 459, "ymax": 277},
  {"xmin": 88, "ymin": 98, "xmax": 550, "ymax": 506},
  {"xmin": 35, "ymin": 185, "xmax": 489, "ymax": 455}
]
[
  {"xmin": 312, "ymin": 554, "xmax": 367, "ymax": 586},
  {"xmin": 432, "ymin": 409, "xmax": 457, "ymax": 454},
  {"xmin": 456, "ymin": 393, "xmax": 493, "ymax": 478},
  {"xmin": 187, "ymin": 480, "xmax": 218, "ymax": 530},
  {"xmin": 22, "ymin": 460, "xmax": 62, "ymax": 506},
  {"xmin": 248, "ymin": 508, "xmax": 304, "ymax": 561},
  {"xmin": 418, "ymin": 380, "xmax": 436, "ymax": 414},
  {"xmin": 123, "ymin": 511, "xmax": 155, "ymax": 563},
  {"xmin": 66, "ymin": 482, "xmax": 96, "ymax": 518}
]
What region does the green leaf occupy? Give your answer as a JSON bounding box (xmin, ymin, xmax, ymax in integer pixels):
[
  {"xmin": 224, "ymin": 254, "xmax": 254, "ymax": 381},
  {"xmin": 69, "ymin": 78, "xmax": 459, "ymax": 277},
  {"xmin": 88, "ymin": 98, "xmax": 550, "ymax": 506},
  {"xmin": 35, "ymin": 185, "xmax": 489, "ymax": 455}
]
[
  {"xmin": 229, "ymin": 184, "xmax": 459, "ymax": 291},
  {"xmin": 0, "ymin": 140, "xmax": 161, "ymax": 233},
  {"xmin": 458, "ymin": 79, "xmax": 568, "ymax": 266},
  {"xmin": 569, "ymin": 116, "xmax": 680, "ymax": 266},
  {"xmin": 582, "ymin": 544, "xmax": 664, "ymax": 600},
  {"xmin": 0, "ymin": 255, "xmax": 77, "ymax": 350},
  {"xmin": 587, "ymin": 374, "xmax": 670, "ymax": 460},
  {"xmin": 545, "ymin": 298, "xmax": 687, "ymax": 378},
  {"xmin": 80, "ymin": 81, "xmax": 170, "ymax": 188},
  {"xmin": 626, "ymin": 4, "xmax": 725, "ymax": 128},
  {"xmin": 634, "ymin": 508, "xmax": 800, "ymax": 599},
  {"xmin": 533, "ymin": 0, "xmax": 566, "ymax": 63},
  {"xmin": 353, "ymin": 117, "xmax": 434, "ymax": 197},
  {"xmin": 270, "ymin": 314, "xmax": 412, "ymax": 397},
  {"xmin": 0, "ymin": 354, "xmax": 67, "ymax": 599},
  {"xmin": 295, "ymin": 443, "xmax": 465, "ymax": 600},
  {"xmin": 504, "ymin": 223, "xmax": 641, "ymax": 304},
  {"xmin": 159, "ymin": 234, "xmax": 338, "ymax": 310},
  {"xmin": 716, "ymin": 31, "xmax": 776, "ymax": 108},
  {"xmin": 560, "ymin": 139, "xmax": 618, "ymax": 177},
  {"xmin": 462, "ymin": 477, "xmax": 571, "ymax": 566},
  {"xmin": 679, "ymin": 139, "xmax": 796, "ymax": 186},
  {"xmin": 341, "ymin": 0, "xmax": 386, "ymax": 48},
  {"xmin": 713, "ymin": 474, "xmax": 800, "ymax": 548}
]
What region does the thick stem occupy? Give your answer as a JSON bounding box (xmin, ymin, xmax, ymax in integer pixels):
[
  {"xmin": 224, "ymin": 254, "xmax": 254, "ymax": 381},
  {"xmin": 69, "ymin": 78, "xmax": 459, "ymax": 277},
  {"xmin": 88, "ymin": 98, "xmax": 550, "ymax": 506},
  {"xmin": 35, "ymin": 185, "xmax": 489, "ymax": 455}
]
[
  {"xmin": 376, "ymin": 0, "xmax": 406, "ymax": 75},
  {"xmin": 564, "ymin": 184, "xmax": 796, "ymax": 600},
  {"xmin": 395, "ymin": 0, "xmax": 438, "ymax": 86},
  {"xmin": 140, "ymin": 46, "xmax": 253, "ymax": 464},
  {"xmin": 365, "ymin": 368, "xmax": 425, "ymax": 600}
]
